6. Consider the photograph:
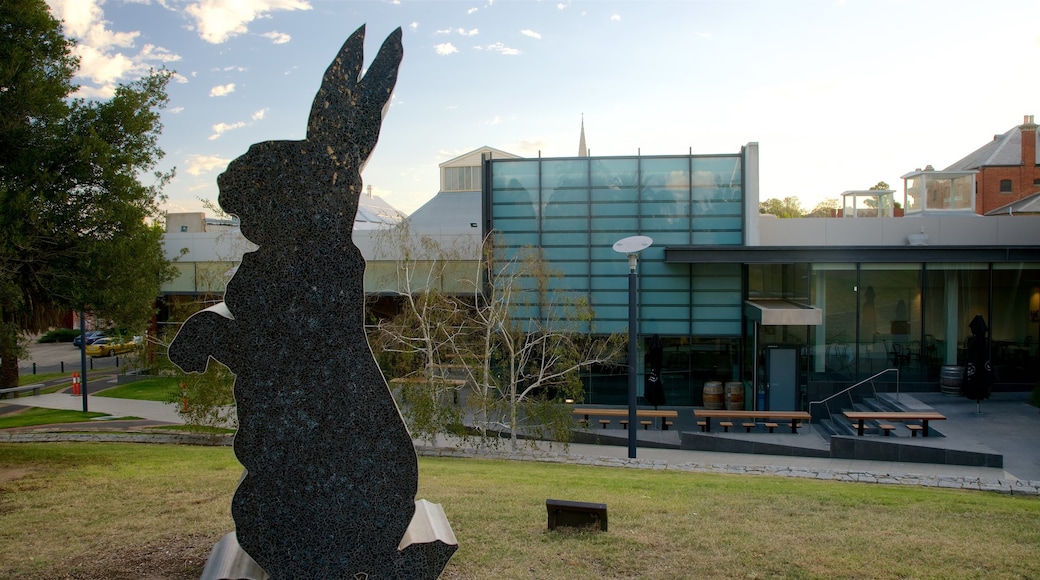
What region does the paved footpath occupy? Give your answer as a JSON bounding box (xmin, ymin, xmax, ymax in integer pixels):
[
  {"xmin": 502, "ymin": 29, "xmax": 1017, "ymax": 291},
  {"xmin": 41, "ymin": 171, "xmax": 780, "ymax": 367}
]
[{"xmin": 4, "ymin": 392, "xmax": 1038, "ymax": 497}]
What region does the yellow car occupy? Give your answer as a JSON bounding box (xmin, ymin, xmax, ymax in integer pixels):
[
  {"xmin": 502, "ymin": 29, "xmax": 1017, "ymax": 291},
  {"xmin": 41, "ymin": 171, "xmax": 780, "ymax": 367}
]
[{"xmin": 85, "ymin": 337, "xmax": 137, "ymax": 358}]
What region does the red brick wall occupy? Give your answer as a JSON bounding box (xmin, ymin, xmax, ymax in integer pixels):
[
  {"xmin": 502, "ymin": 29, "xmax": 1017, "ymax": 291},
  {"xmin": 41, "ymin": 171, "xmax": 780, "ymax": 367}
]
[{"xmin": 975, "ymin": 126, "xmax": 1040, "ymax": 214}]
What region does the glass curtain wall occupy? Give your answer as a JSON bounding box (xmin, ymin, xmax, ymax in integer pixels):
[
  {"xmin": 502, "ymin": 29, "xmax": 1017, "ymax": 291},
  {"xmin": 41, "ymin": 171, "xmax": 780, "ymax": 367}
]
[{"xmin": 488, "ymin": 153, "xmax": 746, "ymax": 405}]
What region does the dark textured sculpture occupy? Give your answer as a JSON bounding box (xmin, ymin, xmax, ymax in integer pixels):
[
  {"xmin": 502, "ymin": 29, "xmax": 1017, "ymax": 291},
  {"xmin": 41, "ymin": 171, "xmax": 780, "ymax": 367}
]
[{"xmin": 169, "ymin": 26, "xmax": 456, "ymax": 579}]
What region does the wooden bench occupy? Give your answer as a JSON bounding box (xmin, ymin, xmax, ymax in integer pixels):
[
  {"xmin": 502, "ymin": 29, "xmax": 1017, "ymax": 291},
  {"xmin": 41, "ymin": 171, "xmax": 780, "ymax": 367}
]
[
  {"xmin": 879, "ymin": 424, "xmax": 896, "ymax": 436},
  {"xmin": 906, "ymin": 424, "xmax": 924, "ymax": 437},
  {"xmin": 842, "ymin": 411, "xmax": 946, "ymax": 437},
  {"xmin": 693, "ymin": 410, "xmax": 812, "ymax": 434},
  {"xmin": 597, "ymin": 419, "xmax": 611, "ymax": 429},
  {"xmin": 546, "ymin": 498, "xmax": 607, "ymax": 531},
  {"xmin": 573, "ymin": 408, "xmax": 679, "ymax": 431},
  {"xmin": 0, "ymin": 384, "xmax": 44, "ymax": 399}
]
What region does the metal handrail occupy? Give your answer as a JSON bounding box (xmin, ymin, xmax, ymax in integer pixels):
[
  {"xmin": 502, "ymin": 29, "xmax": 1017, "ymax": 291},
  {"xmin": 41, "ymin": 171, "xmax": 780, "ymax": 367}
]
[{"xmin": 807, "ymin": 368, "xmax": 900, "ymax": 424}]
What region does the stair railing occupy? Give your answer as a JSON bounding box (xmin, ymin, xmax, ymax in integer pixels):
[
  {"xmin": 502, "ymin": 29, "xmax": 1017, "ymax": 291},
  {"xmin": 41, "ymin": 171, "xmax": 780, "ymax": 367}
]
[{"xmin": 807, "ymin": 368, "xmax": 900, "ymax": 424}]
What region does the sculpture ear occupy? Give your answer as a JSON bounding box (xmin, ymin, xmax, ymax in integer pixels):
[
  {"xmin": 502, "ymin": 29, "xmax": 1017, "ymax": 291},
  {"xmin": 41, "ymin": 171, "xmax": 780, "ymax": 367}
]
[{"xmin": 307, "ymin": 25, "xmax": 403, "ymax": 169}]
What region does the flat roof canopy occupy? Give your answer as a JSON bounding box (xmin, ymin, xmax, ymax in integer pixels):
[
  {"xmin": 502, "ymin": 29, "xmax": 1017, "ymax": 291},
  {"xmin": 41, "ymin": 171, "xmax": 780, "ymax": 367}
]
[{"xmin": 744, "ymin": 299, "xmax": 822, "ymax": 326}]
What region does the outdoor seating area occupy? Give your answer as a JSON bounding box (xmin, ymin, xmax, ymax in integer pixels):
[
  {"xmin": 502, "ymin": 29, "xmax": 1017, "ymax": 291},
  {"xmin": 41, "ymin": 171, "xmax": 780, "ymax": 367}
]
[
  {"xmin": 572, "ymin": 408, "xmax": 677, "ymax": 430},
  {"xmin": 842, "ymin": 411, "xmax": 946, "ymax": 437},
  {"xmin": 693, "ymin": 410, "xmax": 811, "ymax": 434}
]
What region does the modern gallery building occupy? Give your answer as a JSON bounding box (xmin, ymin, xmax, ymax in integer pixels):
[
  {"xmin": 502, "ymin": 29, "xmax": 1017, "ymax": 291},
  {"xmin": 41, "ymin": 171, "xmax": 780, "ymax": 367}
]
[
  {"xmin": 480, "ymin": 138, "xmax": 1040, "ymax": 410},
  {"xmin": 162, "ymin": 118, "xmax": 1040, "ymax": 412}
]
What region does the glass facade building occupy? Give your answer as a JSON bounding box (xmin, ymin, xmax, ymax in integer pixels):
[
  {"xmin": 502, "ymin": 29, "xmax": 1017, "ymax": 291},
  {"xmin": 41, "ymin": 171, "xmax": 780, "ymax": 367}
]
[{"xmin": 485, "ymin": 149, "xmax": 1040, "ymax": 409}]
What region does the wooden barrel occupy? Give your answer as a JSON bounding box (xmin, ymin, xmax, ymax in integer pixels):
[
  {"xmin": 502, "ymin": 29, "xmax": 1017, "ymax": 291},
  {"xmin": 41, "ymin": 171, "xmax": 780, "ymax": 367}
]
[
  {"xmin": 703, "ymin": 381, "xmax": 724, "ymax": 410},
  {"xmin": 939, "ymin": 365, "xmax": 964, "ymax": 396},
  {"xmin": 724, "ymin": 382, "xmax": 744, "ymax": 410}
]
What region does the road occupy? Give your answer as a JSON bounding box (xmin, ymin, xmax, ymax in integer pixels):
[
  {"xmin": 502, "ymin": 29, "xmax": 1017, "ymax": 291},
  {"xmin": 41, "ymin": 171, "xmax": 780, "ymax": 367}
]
[{"xmin": 17, "ymin": 341, "xmax": 130, "ymax": 376}]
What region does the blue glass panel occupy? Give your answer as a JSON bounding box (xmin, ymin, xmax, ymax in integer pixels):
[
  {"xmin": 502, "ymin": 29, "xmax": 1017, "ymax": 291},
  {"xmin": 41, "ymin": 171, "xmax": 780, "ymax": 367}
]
[
  {"xmin": 590, "ymin": 262, "xmax": 630, "ymax": 277},
  {"xmin": 692, "ymin": 320, "xmax": 741, "ymax": 336},
  {"xmin": 640, "ymin": 158, "xmax": 690, "ymax": 191},
  {"xmin": 691, "ymin": 306, "xmax": 741, "ymax": 319},
  {"xmin": 641, "ymin": 291, "xmax": 690, "ymax": 306},
  {"xmin": 591, "ymin": 186, "xmax": 638, "ymax": 203},
  {"xmin": 590, "ymin": 158, "xmax": 639, "ymax": 187},
  {"xmin": 542, "ymin": 199, "xmax": 589, "ymax": 218},
  {"xmin": 590, "ymin": 201, "xmax": 639, "ymax": 216},
  {"xmin": 542, "ymin": 159, "xmax": 588, "ymax": 189},
  {"xmin": 692, "ymin": 231, "xmax": 742, "ymax": 245},
  {"xmin": 542, "ymin": 218, "xmax": 590, "ymax": 232},
  {"xmin": 691, "ymin": 291, "xmax": 742, "ymax": 305},
  {"xmin": 540, "ymin": 231, "xmax": 590, "ymax": 245},
  {"xmin": 493, "ymin": 218, "xmax": 538, "ymax": 233},
  {"xmin": 644, "ymin": 320, "xmax": 690, "ymax": 335},
  {"xmin": 492, "ymin": 160, "xmax": 540, "ymax": 190},
  {"xmin": 691, "ymin": 156, "xmax": 742, "ymax": 188},
  {"xmin": 590, "ymin": 217, "xmax": 640, "ymax": 232},
  {"xmin": 641, "ymin": 201, "xmax": 690, "ymax": 217},
  {"xmin": 493, "ymin": 202, "xmax": 541, "ymax": 218},
  {"xmin": 692, "ymin": 199, "xmax": 742, "ymax": 215},
  {"xmin": 539, "ymin": 246, "xmax": 588, "ymax": 260},
  {"xmin": 692, "ymin": 188, "xmax": 742, "ymax": 203},
  {"xmin": 590, "ymin": 305, "xmax": 629, "ymax": 320},
  {"xmin": 641, "ymin": 217, "xmax": 689, "ymax": 233},
  {"xmin": 643, "ymin": 231, "xmax": 690, "ymax": 246},
  {"xmin": 691, "ymin": 216, "xmax": 742, "ymax": 230},
  {"xmin": 495, "ymin": 232, "xmax": 540, "ymax": 248},
  {"xmin": 644, "ymin": 305, "xmax": 693, "ymax": 320}
]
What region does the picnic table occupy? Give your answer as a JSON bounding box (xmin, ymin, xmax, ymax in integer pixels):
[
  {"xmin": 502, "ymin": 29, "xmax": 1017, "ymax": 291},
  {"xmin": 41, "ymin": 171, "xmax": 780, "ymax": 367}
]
[
  {"xmin": 572, "ymin": 408, "xmax": 678, "ymax": 430},
  {"xmin": 842, "ymin": 411, "xmax": 946, "ymax": 437},
  {"xmin": 693, "ymin": 409, "xmax": 811, "ymax": 434}
]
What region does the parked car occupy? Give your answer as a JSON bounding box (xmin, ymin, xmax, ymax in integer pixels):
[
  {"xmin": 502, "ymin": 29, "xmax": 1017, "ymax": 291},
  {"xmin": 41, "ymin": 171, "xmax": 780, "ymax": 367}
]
[
  {"xmin": 85, "ymin": 337, "xmax": 137, "ymax": 358},
  {"xmin": 72, "ymin": 330, "xmax": 107, "ymax": 348}
]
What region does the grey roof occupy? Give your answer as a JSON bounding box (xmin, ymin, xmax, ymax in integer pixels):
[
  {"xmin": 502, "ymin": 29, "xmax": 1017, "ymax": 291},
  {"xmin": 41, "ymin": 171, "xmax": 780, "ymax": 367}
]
[
  {"xmin": 984, "ymin": 190, "xmax": 1040, "ymax": 215},
  {"xmin": 406, "ymin": 190, "xmax": 483, "ymax": 233},
  {"xmin": 944, "ymin": 124, "xmax": 1039, "ymax": 170}
]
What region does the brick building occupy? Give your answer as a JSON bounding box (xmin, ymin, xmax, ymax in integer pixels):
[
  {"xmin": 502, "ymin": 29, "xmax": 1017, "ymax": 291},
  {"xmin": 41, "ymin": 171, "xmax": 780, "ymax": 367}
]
[{"xmin": 945, "ymin": 115, "xmax": 1040, "ymax": 215}]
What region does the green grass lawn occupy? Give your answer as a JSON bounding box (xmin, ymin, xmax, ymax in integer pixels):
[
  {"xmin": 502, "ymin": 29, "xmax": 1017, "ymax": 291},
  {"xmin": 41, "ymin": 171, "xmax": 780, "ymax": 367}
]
[
  {"xmin": 0, "ymin": 408, "xmax": 110, "ymax": 428},
  {"xmin": 93, "ymin": 376, "xmax": 181, "ymax": 401},
  {"xmin": 0, "ymin": 443, "xmax": 1036, "ymax": 579}
]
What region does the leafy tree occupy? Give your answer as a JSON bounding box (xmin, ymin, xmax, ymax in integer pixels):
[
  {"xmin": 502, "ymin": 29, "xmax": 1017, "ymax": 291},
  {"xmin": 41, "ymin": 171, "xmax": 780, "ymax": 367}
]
[
  {"xmin": 808, "ymin": 198, "xmax": 840, "ymax": 218},
  {"xmin": 869, "ymin": 181, "xmax": 891, "ymax": 191},
  {"xmin": 759, "ymin": 196, "xmax": 805, "ymax": 218},
  {"xmin": 0, "ymin": 0, "xmax": 176, "ymax": 388}
]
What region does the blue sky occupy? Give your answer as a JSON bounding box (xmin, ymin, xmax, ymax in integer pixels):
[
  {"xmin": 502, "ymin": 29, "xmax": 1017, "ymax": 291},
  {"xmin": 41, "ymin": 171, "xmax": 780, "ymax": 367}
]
[{"xmin": 46, "ymin": 0, "xmax": 1040, "ymax": 216}]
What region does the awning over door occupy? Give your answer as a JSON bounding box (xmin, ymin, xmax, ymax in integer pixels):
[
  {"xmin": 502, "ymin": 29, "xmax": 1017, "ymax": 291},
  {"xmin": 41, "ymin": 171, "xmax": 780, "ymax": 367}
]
[{"xmin": 744, "ymin": 299, "xmax": 822, "ymax": 326}]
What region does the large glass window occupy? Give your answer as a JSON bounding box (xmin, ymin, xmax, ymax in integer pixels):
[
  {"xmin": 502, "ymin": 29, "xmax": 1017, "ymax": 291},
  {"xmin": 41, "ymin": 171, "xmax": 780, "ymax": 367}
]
[{"xmin": 442, "ymin": 166, "xmax": 481, "ymax": 192}]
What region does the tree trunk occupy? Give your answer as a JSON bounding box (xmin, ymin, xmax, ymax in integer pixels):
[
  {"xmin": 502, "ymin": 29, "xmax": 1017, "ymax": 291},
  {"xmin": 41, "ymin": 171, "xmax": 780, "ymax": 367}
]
[{"xmin": 0, "ymin": 333, "xmax": 20, "ymax": 389}]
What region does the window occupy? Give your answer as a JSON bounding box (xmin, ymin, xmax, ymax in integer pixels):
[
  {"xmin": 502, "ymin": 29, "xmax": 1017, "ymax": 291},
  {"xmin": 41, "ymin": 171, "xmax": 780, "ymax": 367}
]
[
  {"xmin": 999, "ymin": 179, "xmax": 1013, "ymax": 193},
  {"xmin": 441, "ymin": 166, "xmax": 481, "ymax": 192}
]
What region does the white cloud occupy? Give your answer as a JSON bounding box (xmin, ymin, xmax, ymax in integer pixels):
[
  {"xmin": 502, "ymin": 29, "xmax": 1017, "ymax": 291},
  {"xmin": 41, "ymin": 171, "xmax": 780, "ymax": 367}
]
[
  {"xmin": 185, "ymin": 154, "xmax": 232, "ymax": 176},
  {"xmin": 458, "ymin": 28, "xmax": 479, "ymax": 36},
  {"xmin": 520, "ymin": 29, "xmax": 541, "ymax": 40},
  {"xmin": 483, "ymin": 42, "xmax": 521, "ymax": 56},
  {"xmin": 409, "ymin": 22, "xmax": 419, "ymax": 30},
  {"xmin": 487, "ymin": 116, "xmax": 502, "ymax": 126},
  {"xmin": 209, "ymin": 121, "xmax": 246, "ymax": 140},
  {"xmin": 184, "ymin": 0, "xmax": 313, "ymax": 44},
  {"xmin": 467, "ymin": 7, "xmax": 478, "ymax": 15},
  {"xmin": 262, "ymin": 31, "xmax": 292, "ymax": 44},
  {"xmin": 434, "ymin": 43, "xmax": 458, "ymax": 56},
  {"xmin": 169, "ymin": 106, "xmax": 185, "ymax": 114},
  {"xmin": 610, "ymin": 14, "xmax": 621, "ymax": 21},
  {"xmin": 435, "ymin": 28, "xmax": 452, "ymax": 35},
  {"xmin": 209, "ymin": 83, "xmax": 236, "ymax": 97},
  {"xmin": 252, "ymin": 109, "xmax": 267, "ymax": 121},
  {"xmin": 557, "ymin": 3, "xmax": 566, "ymax": 9},
  {"xmin": 45, "ymin": 0, "xmax": 182, "ymax": 97}
]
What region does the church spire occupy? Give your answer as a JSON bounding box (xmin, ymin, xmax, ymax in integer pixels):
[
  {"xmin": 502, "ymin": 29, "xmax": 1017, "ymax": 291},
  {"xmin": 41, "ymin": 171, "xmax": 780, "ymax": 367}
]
[{"xmin": 578, "ymin": 114, "xmax": 588, "ymax": 157}]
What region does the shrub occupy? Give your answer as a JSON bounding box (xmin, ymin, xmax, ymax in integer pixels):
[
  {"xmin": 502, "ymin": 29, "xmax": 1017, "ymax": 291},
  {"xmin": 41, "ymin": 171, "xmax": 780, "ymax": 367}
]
[{"xmin": 38, "ymin": 328, "xmax": 80, "ymax": 343}]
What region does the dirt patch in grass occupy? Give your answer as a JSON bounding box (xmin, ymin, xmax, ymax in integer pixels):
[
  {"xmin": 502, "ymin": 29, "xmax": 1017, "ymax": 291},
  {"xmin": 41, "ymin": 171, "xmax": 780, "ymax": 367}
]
[{"xmin": 57, "ymin": 533, "xmax": 214, "ymax": 580}]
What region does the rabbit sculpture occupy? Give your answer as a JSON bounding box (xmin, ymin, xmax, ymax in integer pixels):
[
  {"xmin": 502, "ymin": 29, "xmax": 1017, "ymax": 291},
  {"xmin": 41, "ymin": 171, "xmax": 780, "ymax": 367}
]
[{"xmin": 169, "ymin": 26, "xmax": 455, "ymax": 579}]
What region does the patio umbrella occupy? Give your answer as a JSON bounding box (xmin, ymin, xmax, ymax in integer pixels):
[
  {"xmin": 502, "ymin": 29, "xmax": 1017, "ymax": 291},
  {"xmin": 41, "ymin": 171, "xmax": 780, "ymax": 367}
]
[
  {"xmin": 644, "ymin": 334, "xmax": 666, "ymax": 408},
  {"xmin": 962, "ymin": 314, "xmax": 993, "ymax": 414}
]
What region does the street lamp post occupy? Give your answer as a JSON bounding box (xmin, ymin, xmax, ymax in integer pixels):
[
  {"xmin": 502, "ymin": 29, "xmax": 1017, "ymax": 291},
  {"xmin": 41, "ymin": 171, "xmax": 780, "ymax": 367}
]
[{"xmin": 613, "ymin": 236, "xmax": 652, "ymax": 459}]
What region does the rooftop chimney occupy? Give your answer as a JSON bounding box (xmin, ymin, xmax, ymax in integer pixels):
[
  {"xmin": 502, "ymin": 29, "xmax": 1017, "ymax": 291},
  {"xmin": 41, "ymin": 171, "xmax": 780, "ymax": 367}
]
[{"xmin": 1022, "ymin": 114, "xmax": 1037, "ymax": 168}]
